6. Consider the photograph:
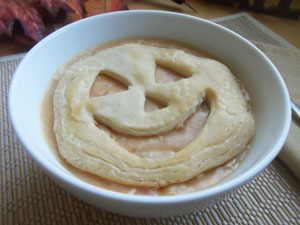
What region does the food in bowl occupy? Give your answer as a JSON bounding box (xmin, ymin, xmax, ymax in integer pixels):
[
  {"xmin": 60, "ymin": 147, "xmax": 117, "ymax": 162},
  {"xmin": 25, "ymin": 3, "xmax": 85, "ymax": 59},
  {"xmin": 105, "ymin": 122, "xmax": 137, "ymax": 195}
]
[
  {"xmin": 42, "ymin": 37, "xmax": 255, "ymax": 195},
  {"xmin": 9, "ymin": 11, "xmax": 291, "ymax": 216}
]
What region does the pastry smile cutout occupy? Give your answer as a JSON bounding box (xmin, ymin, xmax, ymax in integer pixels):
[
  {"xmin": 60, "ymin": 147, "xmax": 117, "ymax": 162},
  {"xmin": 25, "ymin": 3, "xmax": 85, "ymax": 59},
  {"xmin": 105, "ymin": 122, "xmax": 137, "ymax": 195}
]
[{"xmin": 53, "ymin": 43, "xmax": 255, "ymax": 187}]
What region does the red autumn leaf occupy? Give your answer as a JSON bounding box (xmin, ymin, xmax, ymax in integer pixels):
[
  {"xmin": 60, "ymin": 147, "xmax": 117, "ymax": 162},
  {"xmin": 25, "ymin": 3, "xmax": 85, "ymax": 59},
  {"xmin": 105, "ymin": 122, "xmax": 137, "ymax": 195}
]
[
  {"xmin": 105, "ymin": 0, "xmax": 127, "ymax": 12},
  {"xmin": 0, "ymin": 0, "xmax": 45, "ymax": 41},
  {"xmin": 40, "ymin": 0, "xmax": 88, "ymax": 19},
  {"xmin": 0, "ymin": 0, "xmax": 128, "ymax": 45},
  {"xmin": 85, "ymin": 0, "xmax": 127, "ymax": 17}
]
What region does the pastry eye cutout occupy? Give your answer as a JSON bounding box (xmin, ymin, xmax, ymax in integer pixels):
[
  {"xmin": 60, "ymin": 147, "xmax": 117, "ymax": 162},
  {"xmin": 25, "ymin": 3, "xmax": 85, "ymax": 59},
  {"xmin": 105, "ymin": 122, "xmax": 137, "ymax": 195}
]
[
  {"xmin": 53, "ymin": 43, "xmax": 254, "ymax": 187},
  {"xmin": 89, "ymin": 73, "xmax": 129, "ymax": 98},
  {"xmin": 154, "ymin": 63, "xmax": 186, "ymax": 84}
]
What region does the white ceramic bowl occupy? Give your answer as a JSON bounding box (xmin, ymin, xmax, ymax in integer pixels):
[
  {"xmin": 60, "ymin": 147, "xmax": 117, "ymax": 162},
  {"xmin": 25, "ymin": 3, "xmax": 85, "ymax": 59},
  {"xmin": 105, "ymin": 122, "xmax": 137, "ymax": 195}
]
[{"xmin": 9, "ymin": 10, "xmax": 291, "ymax": 217}]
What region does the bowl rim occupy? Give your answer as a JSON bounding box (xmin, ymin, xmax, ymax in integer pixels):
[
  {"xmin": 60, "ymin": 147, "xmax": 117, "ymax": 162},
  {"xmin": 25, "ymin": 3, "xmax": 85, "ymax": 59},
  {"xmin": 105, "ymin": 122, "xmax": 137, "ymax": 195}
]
[{"xmin": 8, "ymin": 10, "xmax": 291, "ymax": 204}]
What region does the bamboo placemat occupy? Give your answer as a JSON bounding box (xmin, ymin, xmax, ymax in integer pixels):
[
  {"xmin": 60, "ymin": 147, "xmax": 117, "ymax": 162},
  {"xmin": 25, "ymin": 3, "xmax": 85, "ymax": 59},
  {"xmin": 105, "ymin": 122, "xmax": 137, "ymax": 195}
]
[{"xmin": 1, "ymin": 12, "xmax": 300, "ymax": 225}]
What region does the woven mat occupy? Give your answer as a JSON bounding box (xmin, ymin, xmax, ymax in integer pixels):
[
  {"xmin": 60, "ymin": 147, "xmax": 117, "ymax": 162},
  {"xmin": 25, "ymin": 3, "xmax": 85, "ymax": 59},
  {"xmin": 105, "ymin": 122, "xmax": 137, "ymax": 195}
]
[{"xmin": 1, "ymin": 12, "xmax": 300, "ymax": 225}]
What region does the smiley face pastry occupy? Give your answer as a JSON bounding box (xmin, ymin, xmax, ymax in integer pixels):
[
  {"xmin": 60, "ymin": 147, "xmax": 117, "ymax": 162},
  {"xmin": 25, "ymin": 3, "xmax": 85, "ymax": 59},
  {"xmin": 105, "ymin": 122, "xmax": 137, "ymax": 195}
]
[{"xmin": 53, "ymin": 43, "xmax": 255, "ymax": 188}]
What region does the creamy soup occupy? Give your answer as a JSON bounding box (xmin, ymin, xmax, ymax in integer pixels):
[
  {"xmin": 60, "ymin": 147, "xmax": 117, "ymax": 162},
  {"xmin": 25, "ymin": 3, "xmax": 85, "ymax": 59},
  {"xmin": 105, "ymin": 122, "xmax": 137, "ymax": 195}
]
[{"xmin": 42, "ymin": 38, "xmax": 253, "ymax": 195}]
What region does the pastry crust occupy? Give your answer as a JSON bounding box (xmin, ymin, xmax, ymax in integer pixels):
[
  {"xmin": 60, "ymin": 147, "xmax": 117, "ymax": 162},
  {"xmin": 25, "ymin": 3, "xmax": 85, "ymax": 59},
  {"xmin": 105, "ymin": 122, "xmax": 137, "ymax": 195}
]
[{"xmin": 53, "ymin": 43, "xmax": 255, "ymax": 187}]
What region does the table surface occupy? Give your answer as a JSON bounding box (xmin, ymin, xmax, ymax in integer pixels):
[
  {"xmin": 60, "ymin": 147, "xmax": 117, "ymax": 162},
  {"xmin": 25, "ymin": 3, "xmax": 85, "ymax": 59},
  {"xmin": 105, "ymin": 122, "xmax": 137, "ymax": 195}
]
[{"xmin": 0, "ymin": 0, "xmax": 299, "ymax": 56}]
